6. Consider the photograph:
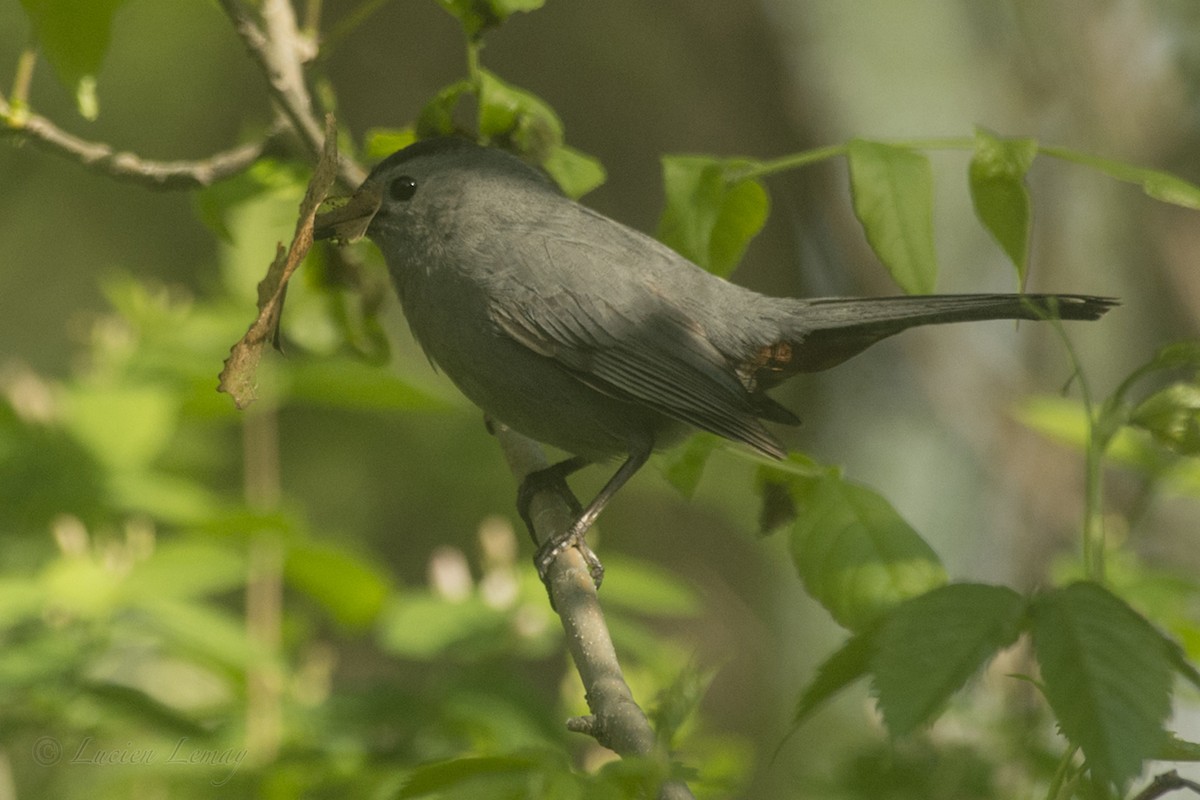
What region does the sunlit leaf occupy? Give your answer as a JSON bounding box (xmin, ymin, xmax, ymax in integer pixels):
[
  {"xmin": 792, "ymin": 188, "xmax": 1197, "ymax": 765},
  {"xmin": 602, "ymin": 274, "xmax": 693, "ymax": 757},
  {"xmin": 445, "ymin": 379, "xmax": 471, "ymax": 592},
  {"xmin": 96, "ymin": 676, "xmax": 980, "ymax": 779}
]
[
  {"xmin": 969, "ymin": 128, "xmax": 1037, "ymax": 285},
  {"xmin": 789, "ymin": 472, "xmax": 947, "ymax": 631},
  {"xmin": 1031, "ymin": 582, "xmax": 1173, "ymax": 789},
  {"xmin": 872, "ymin": 583, "xmax": 1027, "ymax": 735},
  {"xmin": 541, "ymin": 144, "xmax": 606, "ymax": 199},
  {"xmin": 846, "ymin": 139, "xmax": 937, "ymax": 293},
  {"xmin": 60, "ymin": 383, "xmax": 178, "ymax": 471},
  {"xmin": 1130, "ymin": 382, "xmax": 1200, "ymax": 455},
  {"xmin": 656, "ymin": 156, "xmax": 769, "ymax": 278}
]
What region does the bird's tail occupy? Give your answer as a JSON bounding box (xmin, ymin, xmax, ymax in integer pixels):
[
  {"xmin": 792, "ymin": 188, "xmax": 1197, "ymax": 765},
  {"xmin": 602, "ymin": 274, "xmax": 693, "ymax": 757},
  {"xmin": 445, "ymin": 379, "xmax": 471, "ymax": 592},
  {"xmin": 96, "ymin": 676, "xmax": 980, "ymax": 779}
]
[{"xmin": 762, "ymin": 293, "xmax": 1117, "ymax": 376}]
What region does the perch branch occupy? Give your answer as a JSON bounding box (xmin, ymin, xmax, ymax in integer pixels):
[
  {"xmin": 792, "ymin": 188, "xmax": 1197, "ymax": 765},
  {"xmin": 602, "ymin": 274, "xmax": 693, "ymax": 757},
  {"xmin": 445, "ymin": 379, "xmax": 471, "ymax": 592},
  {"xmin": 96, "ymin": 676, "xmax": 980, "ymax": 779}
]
[{"xmin": 491, "ymin": 424, "xmax": 696, "ymax": 800}]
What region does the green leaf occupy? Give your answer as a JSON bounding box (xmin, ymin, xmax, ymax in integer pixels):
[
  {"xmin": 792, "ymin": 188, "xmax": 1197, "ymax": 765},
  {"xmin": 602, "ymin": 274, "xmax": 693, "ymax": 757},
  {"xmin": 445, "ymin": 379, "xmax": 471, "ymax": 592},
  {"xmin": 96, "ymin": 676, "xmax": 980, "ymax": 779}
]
[
  {"xmin": 1031, "ymin": 581, "xmax": 1174, "ymax": 789},
  {"xmin": 541, "ymin": 144, "xmax": 606, "ymax": 199},
  {"xmin": 363, "ymin": 127, "xmax": 417, "ymax": 160},
  {"xmin": 18, "ymin": 0, "xmax": 128, "ymax": 118},
  {"xmin": 794, "ymin": 629, "xmax": 875, "ymax": 724},
  {"xmin": 1042, "ymin": 146, "xmax": 1200, "ymax": 211},
  {"xmin": 846, "ymin": 139, "xmax": 938, "ymax": 293},
  {"xmin": 285, "ymin": 542, "xmax": 391, "ymax": 628},
  {"xmin": 477, "ymin": 68, "xmax": 561, "ymax": 159},
  {"xmin": 378, "ymin": 594, "xmax": 507, "ymax": 658},
  {"xmin": 399, "ymin": 754, "xmax": 543, "ymax": 798},
  {"xmin": 436, "ymin": 0, "xmax": 544, "ymax": 39},
  {"xmin": 1130, "ymin": 382, "xmax": 1200, "ymax": 455},
  {"xmin": 123, "ymin": 540, "xmax": 245, "ymax": 601},
  {"xmin": 415, "ymin": 80, "xmax": 474, "ymax": 140},
  {"xmin": 594, "ymin": 555, "xmax": 700, "ymax": 618},
  {"xmin": 656, "ymin": 156, "xmax": 770, "ymax": 277},
  {"xmin": 1159, "ymin": 734, "xmax": 1200, "ymax": 762},
  {"xmin": 969, "ymin": 128, "xmax": 1037, "ymax": 285},
  {"xmin": 789, "ymin": 473, "xmax": 947, "ymax": 630},
  {"xmin": 872, "ymin": 583, "xmax": 1027, "ymax": 736},
  {"xmin": 60, "ymin": 383, "xmax": 178, "ymax": 471},
  {"xmin": 285, "ymin": 358, "xmax": 451, "ymax": 411},
  {"xmin": 658, "ymin": 432, "xmax": 722, "ymax": 499}
]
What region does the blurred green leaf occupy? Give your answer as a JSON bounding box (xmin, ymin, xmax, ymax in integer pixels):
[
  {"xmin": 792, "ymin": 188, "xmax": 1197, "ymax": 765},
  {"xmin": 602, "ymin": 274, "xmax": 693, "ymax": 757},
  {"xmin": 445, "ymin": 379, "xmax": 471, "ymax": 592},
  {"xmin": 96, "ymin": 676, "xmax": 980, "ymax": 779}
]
[
  {"xmin": 969, "ymin": 128, "xmax": 1037, "ymax": 285},
  {"xmin": 1130, "ymin": 382, "xmax": 1200, "ymax": 455},
  {"xmin": 416, "ymin": 73, "xmax": 604, "ymax": 198},
  {"xmin": 477, "ymin": 68, "xmax": 560, "ymax": 158},
  {"xmin": 80, "ymin": 680, "xmax": 213, "ymax": 738},
  {"xmin": 846, "ymin": 139, "xmax": 937, "ymax": 293},
  {"xmin": 60, "ymin": 383, "xmax": 178, "ymax": 471},
  {"xmin": 398, "ymin": 752, "xmax": 550, "ymax": 798},
  {"xmin": 1159, "ymin": 734, "xmax": 1200, "ymax": 762},
  {"xmin": 285, "ymin": 541, "xmax": 391, "ymax": 628},
  {"xmin": 136, "ymin": 595, "xmax": 261, "ymax": 670},
  {"xmin": 656, "ymin": 155, "xmax": 770, "ymax": 278},
  {"xmin": 436, "ymin": 0, "xmax": 545, "ymax": 40},
  {"xmin": 1031, "ymin": 581, "xmax": 1173, "ymax": 789},
  {"xmin": 123, "ymin": 539, "xmax": 245, "ymax": 601},
  {"xmin": 1042, "ymin": 146, "xmax": 1200, "ymax": 210},
  {"xmin": 789, "ymin": 473, "xmax": 947, "ymax": 631},
  {"xmin": 595, "ymin": 555, "xmax": 700, "ymax": 618},
  {"xmin": 0, "ymin": 578, "xmax": 47, "ymax": 631},
  {"xmin": 541, "ymin": 144, "xmax": 606, "ymax": 199},
  {"xmin": 0, "ymin": 400, "xmax": 107, "ymax": 531},
  {"xmin": 18, "ymin": 0, "xmax": 128, "ymax": 118},
  {"xmin": 416, "ymin": 79, "xmax": 474, "ymax": 140},
  {"xmin": 658, "ymin": 433, "xmax": 722, "ymax": 499},
  {"xmin": 872, "ymin": 583, "xmax": 1027, "ymax": 736},
  {"xmin": 650, "ymin": 661, "xmax": 718, "ymax": 748},
  {"xmin": 285, "ymin": 358, "xmax": 451, "ymax": 411},
  {"xmin": 794, "ymin": 628, "xmax": 874, "ymax": 725},
  {"xmin": 364, "ymin": 127, "xmax": 418, "ymax": 160},
  {"xmin": 378, "ymin": 593, "xmax": 508, "ymax": 659}
]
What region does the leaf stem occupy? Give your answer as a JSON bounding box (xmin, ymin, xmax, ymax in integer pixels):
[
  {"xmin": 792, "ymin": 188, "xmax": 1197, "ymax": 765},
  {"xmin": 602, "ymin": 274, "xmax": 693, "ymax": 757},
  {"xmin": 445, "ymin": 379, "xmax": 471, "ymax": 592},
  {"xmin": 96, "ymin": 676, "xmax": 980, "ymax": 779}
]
[
  {"xmin": 11, "ymin": 43, "xmax": 37, "ymax": 110},
  {"xmin": 1043, "ymin": 745, "xmax": 1079, "ymax": 800},
  {"xmin": 1048, "ymin": 317, "xmax": 1106, "ymax": 581}
]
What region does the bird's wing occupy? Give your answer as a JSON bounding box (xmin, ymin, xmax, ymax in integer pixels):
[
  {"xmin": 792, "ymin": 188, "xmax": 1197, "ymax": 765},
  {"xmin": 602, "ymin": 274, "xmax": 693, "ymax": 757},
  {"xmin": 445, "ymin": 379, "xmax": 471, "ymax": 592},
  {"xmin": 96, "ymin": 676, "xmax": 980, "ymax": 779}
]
[{"xmin": 489, "ymin": 283, "xmax": 788, "ymax": 458}]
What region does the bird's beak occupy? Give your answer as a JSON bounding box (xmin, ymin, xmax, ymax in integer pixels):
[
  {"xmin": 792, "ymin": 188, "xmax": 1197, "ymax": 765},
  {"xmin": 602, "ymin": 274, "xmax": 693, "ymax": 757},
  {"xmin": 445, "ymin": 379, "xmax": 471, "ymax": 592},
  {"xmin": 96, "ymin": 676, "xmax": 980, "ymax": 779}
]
[{"xmin": 312, "ymin": 185, "xmax": 383, "ymax": 244}]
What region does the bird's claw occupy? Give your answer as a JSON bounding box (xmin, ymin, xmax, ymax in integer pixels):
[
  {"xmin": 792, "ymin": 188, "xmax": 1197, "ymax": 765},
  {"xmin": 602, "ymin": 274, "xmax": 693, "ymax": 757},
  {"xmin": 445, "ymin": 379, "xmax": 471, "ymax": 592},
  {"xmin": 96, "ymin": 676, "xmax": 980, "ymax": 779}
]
[{"xmin": 534, "ymin": 526, "xmax": 605, "ymax": 590}]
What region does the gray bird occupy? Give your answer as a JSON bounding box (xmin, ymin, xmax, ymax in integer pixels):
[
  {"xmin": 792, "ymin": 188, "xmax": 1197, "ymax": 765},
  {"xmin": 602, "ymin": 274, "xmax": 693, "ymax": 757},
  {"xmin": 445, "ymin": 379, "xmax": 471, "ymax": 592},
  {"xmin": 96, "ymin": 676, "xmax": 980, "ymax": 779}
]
[{"xmin": 314, "ymin": 137, "xmax": 1115, "ymax": 585}]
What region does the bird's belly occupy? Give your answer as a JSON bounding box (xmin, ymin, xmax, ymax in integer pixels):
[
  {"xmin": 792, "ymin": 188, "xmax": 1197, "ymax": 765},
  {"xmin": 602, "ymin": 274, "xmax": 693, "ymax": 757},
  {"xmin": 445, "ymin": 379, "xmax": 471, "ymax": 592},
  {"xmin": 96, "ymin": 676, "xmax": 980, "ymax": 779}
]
[{"xmin": 410, "ymin": 307, "xmax": 680, "ymax": 461}]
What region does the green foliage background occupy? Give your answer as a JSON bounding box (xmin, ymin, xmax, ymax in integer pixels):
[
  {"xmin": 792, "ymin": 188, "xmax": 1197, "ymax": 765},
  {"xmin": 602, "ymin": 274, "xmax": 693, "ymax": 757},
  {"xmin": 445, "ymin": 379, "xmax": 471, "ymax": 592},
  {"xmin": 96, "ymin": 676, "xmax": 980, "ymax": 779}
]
[{"xmin": 2, "ymin": 1, "xmax": 1200, "ymax": 798}]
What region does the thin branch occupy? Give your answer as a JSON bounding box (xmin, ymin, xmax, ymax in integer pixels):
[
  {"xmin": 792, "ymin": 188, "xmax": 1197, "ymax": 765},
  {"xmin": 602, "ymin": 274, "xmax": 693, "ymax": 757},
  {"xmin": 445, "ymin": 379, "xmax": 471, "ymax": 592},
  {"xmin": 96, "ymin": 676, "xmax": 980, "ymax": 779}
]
[
  {"xmin": 491, "ymin": 424, "xmax": 696, "ymax": 800},
  {"xmin": 218, "ymin": 0, "xmax": 365, "ymax": 187},
  {"xmin": 1132, "ymin": 770, "xmax": 1200, "ymax": 800},
  {"xmin": 0, "ymin": 100, "xmax": 291, "ymax": 189}
]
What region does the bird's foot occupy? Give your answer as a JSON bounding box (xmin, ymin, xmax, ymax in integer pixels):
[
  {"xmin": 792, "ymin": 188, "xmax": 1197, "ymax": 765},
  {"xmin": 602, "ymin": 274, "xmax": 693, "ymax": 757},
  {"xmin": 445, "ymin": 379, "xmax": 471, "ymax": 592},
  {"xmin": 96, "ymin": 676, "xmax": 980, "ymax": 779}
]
[
  {"xmin": 516, "ymin": 461, "xmax": 584, "ymax": 540},
  {"xmin": 534, "ymin": 523, "xmax": 605, "ymax": 590}
]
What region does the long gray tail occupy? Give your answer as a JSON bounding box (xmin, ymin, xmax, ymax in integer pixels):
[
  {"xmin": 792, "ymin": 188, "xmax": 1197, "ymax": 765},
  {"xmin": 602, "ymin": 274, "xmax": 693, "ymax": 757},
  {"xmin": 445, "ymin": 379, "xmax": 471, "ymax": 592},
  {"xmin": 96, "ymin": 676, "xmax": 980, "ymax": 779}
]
[{"xmin": 776, "ymin": 293, "xmax": 1117, "ymax": 373}]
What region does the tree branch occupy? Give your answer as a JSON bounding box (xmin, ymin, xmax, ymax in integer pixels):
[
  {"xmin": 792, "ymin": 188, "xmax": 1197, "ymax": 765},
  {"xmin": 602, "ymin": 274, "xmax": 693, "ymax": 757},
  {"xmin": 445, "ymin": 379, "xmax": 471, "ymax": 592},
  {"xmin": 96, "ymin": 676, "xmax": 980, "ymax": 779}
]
[
  {"xmin": 491, "ymin": 424, "xmax": 696, "ymax": 800},
  {"xmin": 218, "ymin": 0, "xmax": 365, "ymax": 187},
  {"xmin": 0, "ymin": 98, "xmax": 290, "ymax": 189}
]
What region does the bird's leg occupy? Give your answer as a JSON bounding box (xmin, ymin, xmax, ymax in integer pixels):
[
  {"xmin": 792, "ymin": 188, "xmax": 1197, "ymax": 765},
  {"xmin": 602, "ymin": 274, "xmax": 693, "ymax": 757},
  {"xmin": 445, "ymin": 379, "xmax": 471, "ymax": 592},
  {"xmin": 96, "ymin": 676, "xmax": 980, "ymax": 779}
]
[
  {"xmin": 517, "ymin": 455, "xmax": 589, "ymax": 536},
  {"xmin": 534, "ymin": 447, "xmax": 650, "ymax": 590}
]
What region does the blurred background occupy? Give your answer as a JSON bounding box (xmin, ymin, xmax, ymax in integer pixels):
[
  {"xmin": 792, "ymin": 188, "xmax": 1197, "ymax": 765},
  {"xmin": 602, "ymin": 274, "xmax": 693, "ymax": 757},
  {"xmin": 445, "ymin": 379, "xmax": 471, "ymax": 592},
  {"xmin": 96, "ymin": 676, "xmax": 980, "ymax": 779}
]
[{"xmin": 1, "ymin": 1, "xmax": 1198, "ymax": 797}]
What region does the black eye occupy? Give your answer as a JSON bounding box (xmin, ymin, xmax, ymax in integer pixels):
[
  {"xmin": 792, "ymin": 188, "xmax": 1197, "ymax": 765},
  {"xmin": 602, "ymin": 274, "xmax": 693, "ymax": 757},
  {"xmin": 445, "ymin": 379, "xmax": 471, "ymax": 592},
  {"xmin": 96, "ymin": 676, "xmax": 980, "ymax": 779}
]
[{"xmin": 389, "ymin": 175, "xmax": 418, "ymax": 201}]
